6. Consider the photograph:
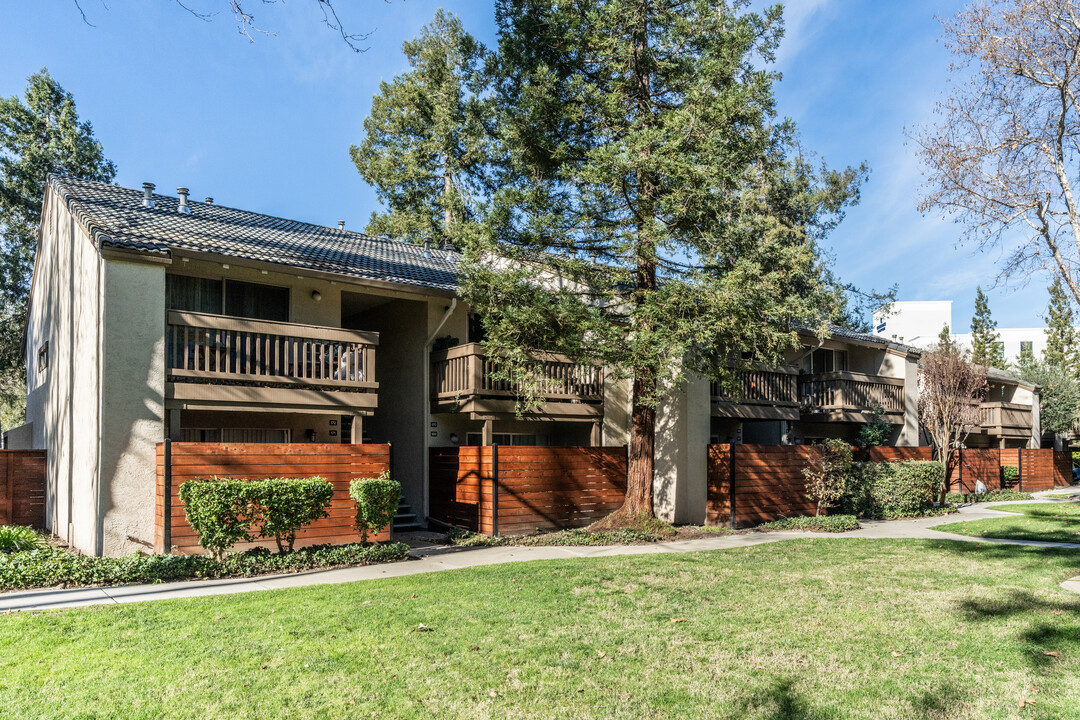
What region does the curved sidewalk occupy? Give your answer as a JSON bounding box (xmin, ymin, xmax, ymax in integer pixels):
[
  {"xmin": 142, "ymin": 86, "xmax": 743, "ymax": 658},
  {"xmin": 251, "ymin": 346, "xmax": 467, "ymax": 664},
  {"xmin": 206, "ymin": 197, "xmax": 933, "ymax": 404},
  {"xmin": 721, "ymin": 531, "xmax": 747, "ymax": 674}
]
[{"xmin": 3, "ymin": 498, "xmax": 1079, "ymax": 613}]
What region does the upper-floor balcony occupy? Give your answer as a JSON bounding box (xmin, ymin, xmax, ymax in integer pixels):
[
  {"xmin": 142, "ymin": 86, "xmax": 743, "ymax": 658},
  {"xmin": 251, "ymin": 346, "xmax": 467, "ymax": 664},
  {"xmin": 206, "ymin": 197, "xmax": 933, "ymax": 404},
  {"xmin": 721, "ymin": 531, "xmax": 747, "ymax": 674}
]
[
  {"xmin": 797, "ymin": 371, "xmax": 905, "ymax": 423},
  {"xmin": 430, "ymin": 342, "xmax": 603, "ymax": 419},
  {"xmin": 977, "ymin": 401, "xmax": 1033, "ymax": 440},
  {"xmin": 165, "ymin": 310, "xmax": 379, "ymax": 415},
  {"xmin": 711, "ymin": 370, "xmax": 800, "ymax": 421}
]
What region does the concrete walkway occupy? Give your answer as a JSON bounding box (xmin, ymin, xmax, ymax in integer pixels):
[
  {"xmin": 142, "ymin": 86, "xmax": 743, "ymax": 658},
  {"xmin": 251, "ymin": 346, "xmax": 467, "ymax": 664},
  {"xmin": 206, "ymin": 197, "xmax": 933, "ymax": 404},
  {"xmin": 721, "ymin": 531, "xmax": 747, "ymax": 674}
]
[{"xmin": 3, "ymin": 495, "xmax": 1079, "ymax": 613}]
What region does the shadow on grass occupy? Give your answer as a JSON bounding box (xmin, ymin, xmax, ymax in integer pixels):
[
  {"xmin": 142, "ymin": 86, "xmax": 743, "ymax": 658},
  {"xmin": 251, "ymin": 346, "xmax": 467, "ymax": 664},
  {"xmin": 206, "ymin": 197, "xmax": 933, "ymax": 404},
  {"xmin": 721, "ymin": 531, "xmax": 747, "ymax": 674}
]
[
  {"xmin": 934, "ymin": 538, "xmax": 1080, "ymax": 573},
  {"xmin": 908, "ymin": 680, "xmax": 968, "ymax": 718},
  {"xmin": 722, "ymin": 677, "xmax": 820, "ymax": 720}
]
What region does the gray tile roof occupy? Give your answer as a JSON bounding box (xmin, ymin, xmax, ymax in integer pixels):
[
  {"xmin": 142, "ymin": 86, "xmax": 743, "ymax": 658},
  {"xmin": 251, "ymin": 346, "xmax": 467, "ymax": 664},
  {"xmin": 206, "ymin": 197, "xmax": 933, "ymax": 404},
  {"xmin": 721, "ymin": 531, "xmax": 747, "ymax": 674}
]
[
  {"xmin": 48, "ymin": 176, "xmax": 460, "ymax": 293},
  {"xmin": 798, "ymin": 323, "xmax": 923, "ymax": 356}
]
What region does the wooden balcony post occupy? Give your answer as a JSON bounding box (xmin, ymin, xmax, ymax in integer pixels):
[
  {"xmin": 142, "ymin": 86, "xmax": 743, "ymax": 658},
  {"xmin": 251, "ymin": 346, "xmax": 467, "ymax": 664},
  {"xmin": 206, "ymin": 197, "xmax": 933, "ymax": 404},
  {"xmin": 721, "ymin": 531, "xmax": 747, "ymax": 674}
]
[
  {"xmin": 351, "ymin": 415, "xmax": 364, "ymax": 444},
  {"xmin": 482, "ymin": 419, "xmax": 493, "ymax": 446}
]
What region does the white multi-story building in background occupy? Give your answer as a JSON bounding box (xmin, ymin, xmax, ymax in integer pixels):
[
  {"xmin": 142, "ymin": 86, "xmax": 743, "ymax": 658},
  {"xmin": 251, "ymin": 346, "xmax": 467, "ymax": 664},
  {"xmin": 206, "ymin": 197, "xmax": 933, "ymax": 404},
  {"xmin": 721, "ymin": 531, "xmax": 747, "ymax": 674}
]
[{"xmin": 872, "ymin": 300, "xmax": 1053, "ymax": 365}]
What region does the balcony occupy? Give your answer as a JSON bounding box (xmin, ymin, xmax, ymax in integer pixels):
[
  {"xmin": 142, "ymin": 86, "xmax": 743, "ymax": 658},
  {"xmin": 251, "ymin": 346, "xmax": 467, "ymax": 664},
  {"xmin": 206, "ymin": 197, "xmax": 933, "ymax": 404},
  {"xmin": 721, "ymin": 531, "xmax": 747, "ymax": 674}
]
[
  {"xmin": 165, "ymin": 310, "xmax": 379, "ymax": 415},
  {"xmin": 430, "ymin": 342, "xmax": 603, "ymax": 419},
  {"xmin": 711, "ymin": 370, "xmax": 800, "ymax": 421},
  {"xmin": 798, "ymin": 372, "xmax": 905, "ymax": 423},
  {"xmin": 977, "ymin": 402, "xmax": 1033, "ymax": 439}
]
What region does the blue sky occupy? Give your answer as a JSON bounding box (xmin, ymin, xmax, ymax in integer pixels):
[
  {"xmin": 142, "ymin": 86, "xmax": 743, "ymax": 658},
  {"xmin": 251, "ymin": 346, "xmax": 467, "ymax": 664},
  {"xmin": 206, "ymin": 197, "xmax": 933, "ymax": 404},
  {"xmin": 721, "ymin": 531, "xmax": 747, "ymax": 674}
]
[{"xmin": 1, "ymin": 1, "xmax": 1050, "ymax": 331}]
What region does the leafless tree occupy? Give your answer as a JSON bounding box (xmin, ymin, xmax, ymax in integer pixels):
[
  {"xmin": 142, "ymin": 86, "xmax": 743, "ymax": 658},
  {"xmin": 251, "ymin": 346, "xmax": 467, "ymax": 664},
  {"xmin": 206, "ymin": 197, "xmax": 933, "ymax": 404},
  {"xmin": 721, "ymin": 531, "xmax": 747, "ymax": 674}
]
[
  {"xmin": 913, "ymin": 1, "xmax": 1080, "ymax": 305},
  {"xmin": 71, "ymin": 0, "xmax": 376, "ymax": 51},
  {"xmin": 918, "ymin": 337, "xmax": 988, "ymax": 501}
]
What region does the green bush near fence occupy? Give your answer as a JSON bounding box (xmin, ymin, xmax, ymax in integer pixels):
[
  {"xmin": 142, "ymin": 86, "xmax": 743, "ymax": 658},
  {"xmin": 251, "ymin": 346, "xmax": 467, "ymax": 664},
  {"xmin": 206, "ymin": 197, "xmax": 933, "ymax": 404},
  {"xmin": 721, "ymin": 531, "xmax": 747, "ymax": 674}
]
[
  {"xmin": 842, "ymin": 461, "xmax": 943, "ymax": 519},
  {"xmin": 0, "ymin": 525, "xmax": 46, "ymax": 554},
  {"xmin": 349, "ymin": 472, "xmax": 401, "ymax": 543},
  {"xmin": 0, "ymin": 542, "xmax": 410, "ymax": 592},
  {"xmin": 179, "ymin": 477, "xmax": 334, "ymax": 557},
  {"xmin": 1000, "ymin": 465, "xmax": 1019, "ymax": 487}
]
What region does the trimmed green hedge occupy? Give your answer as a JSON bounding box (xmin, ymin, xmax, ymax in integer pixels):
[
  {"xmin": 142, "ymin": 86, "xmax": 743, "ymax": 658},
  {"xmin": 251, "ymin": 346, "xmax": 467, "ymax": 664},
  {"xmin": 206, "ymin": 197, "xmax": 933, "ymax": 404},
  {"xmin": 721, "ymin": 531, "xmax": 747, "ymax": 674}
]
[
  {"xmin": 843, "ymin": 460, "xmax": 943, "ymax": 519},
  {"xmin": 350, "ymin": 472, "xmax": 401, "ymax": 543},
  {"xmin": 756, "ymin": 515, "xmax": 861, "ymax": 533},
  {"xmin": 0, "ymin": 542, "xmax": 410, "ymax": 592},
  {"xmin": 178, "ymin": 477, "xmax": 334, "ymax": 556},
  {"xmin": 945, "ymin": 489, "xmax": 1034, "ymax": 504},
  {"xmin": 1000, "ymin": 465, "xmax": 1019, "ymax": 487}
]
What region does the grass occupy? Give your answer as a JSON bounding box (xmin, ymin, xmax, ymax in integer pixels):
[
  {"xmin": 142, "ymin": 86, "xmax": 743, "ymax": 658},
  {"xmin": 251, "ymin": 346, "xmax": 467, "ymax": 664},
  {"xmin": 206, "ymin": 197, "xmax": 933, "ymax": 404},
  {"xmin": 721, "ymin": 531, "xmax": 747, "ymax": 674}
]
[
  {"xmin": 3, "ymin": 539, "xmax": 1080, "ymax": 718},
  {"xmin": 937, "ymin": 502, "xmax": 1080, "ymax": 545},
  {"xmin": 445, "ymin": 524, "xmax": 731, "ymax": 548},
  {"xmin": 1041, "ymin": 491, "xmax": 1080, "ymax": 499}
]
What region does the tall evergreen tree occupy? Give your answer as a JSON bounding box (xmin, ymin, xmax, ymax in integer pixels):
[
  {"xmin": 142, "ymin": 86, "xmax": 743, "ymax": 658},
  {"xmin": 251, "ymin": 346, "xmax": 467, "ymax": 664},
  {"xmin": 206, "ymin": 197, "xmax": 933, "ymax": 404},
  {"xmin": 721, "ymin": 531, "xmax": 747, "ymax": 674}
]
[
  {"xmin": 464, "ymin": 0, "xmax": 865, "ymax": 522},
  {"xmin": 0, "ymin": 68, "xmax": 115, "ymax": 429},
  {"xmin": 969, "ymin": 286, "xmax": 1004, "ymax": 368},
  {"xmin": 350, "ymin": 10, "xmax": 493, "ymax": 247},
  {"xmin": 1043, "ymin": 275, "xmax": 1079, "ymax": 376}
]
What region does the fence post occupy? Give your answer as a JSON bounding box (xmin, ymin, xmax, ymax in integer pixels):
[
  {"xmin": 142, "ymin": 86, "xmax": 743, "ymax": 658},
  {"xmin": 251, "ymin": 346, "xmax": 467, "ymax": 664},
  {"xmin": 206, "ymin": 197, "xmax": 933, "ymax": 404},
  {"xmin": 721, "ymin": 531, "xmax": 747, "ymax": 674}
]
[
  {"xmin": 162, "ymin": 438, "xmax": 172, "ymax": 554},
  {"xmin": 491, "ymin": 443, "xmax": 499, "ymax": 537},
  {"xmin": 957, "ymin": 447, "xmax": 963, "ymax": 495},
  {"xmin": 729, "ymin": 444, "xmax": 737, "ymax": 530},
  {"xmin": 1017, "ymin": 447, "xmax": 1023, "ymax": 493}
]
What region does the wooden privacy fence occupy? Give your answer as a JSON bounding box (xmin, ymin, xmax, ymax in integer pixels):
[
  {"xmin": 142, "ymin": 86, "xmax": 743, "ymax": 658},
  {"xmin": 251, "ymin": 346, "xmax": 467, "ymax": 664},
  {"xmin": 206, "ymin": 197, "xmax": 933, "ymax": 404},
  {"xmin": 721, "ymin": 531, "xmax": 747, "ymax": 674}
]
[
  {"xmin": 707, "ymin": 444, "xmax": 1074, "ymax": 528},
  {"xmin": 155, "ymin": 442, "xmax": 391, "ymax": 554},
  {"xmin": 0, "ymin": 450, "xmax": 46, "ymax": 529},
  {"xmin": 429, "ymin": 446, "xmax": 627, "ymax": 536}
]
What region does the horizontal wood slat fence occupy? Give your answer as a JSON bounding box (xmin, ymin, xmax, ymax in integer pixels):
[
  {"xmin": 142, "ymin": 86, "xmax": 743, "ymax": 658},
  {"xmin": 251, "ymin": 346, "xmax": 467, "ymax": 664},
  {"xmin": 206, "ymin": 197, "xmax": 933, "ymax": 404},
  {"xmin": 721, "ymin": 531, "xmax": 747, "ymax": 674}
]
[
  {"xmin": 428, "ymin": 446, "xmax": 627, "ymax": 536},
  {"xmin": 155, "ymin": 442, "xmax": 391, "ymax": 554},
  {"xmin": 0, "ymin": 450, "xmax": 46, "ymax": 529},
  {"xmin": 707, "ymin": 444, "xmax": 1074, "ymax": 528}
]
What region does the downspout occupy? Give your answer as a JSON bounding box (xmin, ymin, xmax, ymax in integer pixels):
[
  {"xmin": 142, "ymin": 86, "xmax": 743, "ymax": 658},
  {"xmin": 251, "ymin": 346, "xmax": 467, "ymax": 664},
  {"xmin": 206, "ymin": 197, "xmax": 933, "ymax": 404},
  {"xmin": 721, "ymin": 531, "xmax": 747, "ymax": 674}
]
[{"xmin": 425, "ymin": 298, "xmax": 458, "ymax": 348}]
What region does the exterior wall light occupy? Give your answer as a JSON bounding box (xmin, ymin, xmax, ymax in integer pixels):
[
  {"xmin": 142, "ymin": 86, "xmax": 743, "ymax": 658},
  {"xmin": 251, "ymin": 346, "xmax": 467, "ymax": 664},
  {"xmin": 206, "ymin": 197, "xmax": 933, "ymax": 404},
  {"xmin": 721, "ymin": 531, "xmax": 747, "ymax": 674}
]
[{"xmin": 311, "ymin": 290, "xmax": 322, "ymax": 302}]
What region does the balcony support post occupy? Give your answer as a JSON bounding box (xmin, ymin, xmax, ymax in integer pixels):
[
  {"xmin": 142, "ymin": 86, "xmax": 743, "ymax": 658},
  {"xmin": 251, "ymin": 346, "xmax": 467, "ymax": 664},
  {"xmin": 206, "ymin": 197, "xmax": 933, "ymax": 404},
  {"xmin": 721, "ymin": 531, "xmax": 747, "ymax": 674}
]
[
  {"xmin": 167, "ymin": 409, "xmax": 181, "ymax": 442},
  {"xmin": 482, "ymin": 419, "xmax": 493, "ymax": 446},
  {"xmin": 351, "ymin": 415, "xmax": 364, "ymax": 444}
]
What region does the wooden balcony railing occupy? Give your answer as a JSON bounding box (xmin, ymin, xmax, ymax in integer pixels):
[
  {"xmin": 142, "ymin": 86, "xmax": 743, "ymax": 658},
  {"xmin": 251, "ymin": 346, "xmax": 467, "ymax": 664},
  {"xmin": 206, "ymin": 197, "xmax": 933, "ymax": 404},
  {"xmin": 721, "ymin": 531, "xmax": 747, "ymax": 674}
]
[
  {"xmin": 431, "ymin": 343, "xmax": 603, "ymax": 413},
  {"xmin": 798, "ymin": 372, "xmax": 904, "ymax": 416},
  {"xmin": 166, "ymin": 311, "xmax": 378, "ymax": 391},
  {"xmin": 710, "ymin": 371, "xmax": 799, "ymax": 407},
  {"xmin": 978, "ymin": 401, "xmax": 1033, "ymax": 437}
]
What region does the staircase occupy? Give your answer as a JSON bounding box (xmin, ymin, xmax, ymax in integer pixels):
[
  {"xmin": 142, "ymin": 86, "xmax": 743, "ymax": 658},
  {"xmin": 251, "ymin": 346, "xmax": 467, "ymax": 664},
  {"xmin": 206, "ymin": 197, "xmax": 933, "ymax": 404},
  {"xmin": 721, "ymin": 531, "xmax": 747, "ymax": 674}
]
[{"xmin": 392, "ymin": 500, "xmax": 425, "ymax": 533}]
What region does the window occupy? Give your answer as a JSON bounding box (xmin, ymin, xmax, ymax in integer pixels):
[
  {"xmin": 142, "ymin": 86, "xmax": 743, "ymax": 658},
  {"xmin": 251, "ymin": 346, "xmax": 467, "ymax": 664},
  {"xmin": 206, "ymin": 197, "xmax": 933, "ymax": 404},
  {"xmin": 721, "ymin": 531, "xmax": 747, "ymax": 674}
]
[
  {"xmin": 1020, "ymin": 341, "xmax": 1033, "ymax": 354},
  {"xmin": 993, "ymin": 341, "xmax": 1005, "ymax": 357},
  {"xmin": 166, "ymin": 275, "xmax": 290, "ymax": 322},
  {"xmin": 225, "ymin": 280, "xmax": 290, "ymax": 322},
  {"xmin": 180, "ymin": 428, "xmax": 290, "ymax": 443},
  {"xmin": 166, "ymin": 274, "xmax": 223, "ymax": 314},
  {"xmin": 809, "ymin": 348, "xmax": 848, "ymax": 374},
  {"xmin": 467, "ymin": 313, "xmax": 487, "ymax": 344},
  {"xmin": 37, "ymin": 342, "xmax": 48, "ymax": 373}
]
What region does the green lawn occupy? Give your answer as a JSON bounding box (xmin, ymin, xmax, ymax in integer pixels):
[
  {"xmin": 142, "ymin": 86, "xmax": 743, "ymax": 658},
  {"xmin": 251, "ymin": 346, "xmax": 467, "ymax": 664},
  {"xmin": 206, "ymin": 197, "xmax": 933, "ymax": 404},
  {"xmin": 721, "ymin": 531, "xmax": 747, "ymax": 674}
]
[
  {"xmin": 1040, "ymin": 491, "xmax": 1080, "ymax": 499},
  {"xmin": 2, "ymin": 539, "xmax": 1080, "ymax": 719},
  {"xmin": 938, "ymin": 503, "xmax": 1080, "ymax": 544}
]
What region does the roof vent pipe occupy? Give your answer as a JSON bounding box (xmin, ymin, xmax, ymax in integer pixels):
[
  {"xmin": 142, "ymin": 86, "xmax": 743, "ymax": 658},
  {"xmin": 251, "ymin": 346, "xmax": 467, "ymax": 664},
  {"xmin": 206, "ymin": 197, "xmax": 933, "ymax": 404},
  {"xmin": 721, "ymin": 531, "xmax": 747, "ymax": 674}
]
[
  {"xmin": 204, "ymin": 197, "xmax": 214, "ymax": 205},
  {"xmin": 142, "ymin": 182, "xmax": 155, "ymax": 209},
  {"xmin": 338, "ymin": 220, "xmax": 345, "ymax": 230},
  {"xmin": 176, "ymin": 187, "xmax": 191, "ymax": 214},
  {"xmin": 422, "ymin": 237, "xmax": 433, "ymax": 258}
]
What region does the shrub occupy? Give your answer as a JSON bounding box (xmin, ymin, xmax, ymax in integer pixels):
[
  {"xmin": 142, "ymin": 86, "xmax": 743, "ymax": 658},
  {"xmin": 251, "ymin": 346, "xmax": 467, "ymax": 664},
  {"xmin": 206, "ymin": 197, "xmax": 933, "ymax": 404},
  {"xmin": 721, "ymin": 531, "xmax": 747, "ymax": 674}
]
[
  {"xmin": 0, "ymin": 526, "xmax": 46, "ymax": 554},
  {"xmin": 1000, "ymin": 465, "xmax": 1019, "ymax": 487},
  {"xmin": 349, "ymin": 472, "xmax": 401, "ymax": 543},
  {"xmin": 756, "ymin": 515, "xmax": 861, "ymax": 533},
  {"xmin": 0, "ymin": 542, "xmax": 410, "ymax": 592},
  {"xmin": 803, "ymin": 439, "xmax": 853, "ymax": 516},
  {"xmin": 178, "ymin": 479, "xmax": 256, "ymax": 559},
  {"xmin": 844, "ymin": 460, "xmax": 942, "ymax": 519},
  {"xmin": 858, "ymin": 403, "xmax": 892, "ymax": 447},
  {"xmin": 250, "ymin": 478, "xmax": 334, "ymax": 553},
  {"xmin": 179, "ymin": 477, "xmax": 334, "ymax": 557}
]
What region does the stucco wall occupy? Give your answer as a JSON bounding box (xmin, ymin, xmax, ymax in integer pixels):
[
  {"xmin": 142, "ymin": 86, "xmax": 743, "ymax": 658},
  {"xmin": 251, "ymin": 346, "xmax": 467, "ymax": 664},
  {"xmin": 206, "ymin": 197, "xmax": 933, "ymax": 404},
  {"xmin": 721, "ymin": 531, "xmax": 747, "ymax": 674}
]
[
  {"xmin": 25, "ymin": 191, "xmax": 105, "ymax": 554},
  {"xmin": 654, "ymin": 377, "xmax": 708, "ymax": 525},
  {"xmin": 98, "ymin": 259, "xmax": 166, "ymax": 556}
]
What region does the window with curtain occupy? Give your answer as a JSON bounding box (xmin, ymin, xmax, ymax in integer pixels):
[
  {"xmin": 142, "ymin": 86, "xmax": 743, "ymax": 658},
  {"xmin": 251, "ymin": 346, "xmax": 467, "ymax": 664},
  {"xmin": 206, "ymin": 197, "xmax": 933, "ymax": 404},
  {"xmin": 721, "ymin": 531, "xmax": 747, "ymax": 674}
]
[
  {"xmin": 225, "ymin": 280, "xmax": 290, "ymax": 322},
  {"xmin": 166, "ymin": 274, "xmax": 223, "ymax": 314}
]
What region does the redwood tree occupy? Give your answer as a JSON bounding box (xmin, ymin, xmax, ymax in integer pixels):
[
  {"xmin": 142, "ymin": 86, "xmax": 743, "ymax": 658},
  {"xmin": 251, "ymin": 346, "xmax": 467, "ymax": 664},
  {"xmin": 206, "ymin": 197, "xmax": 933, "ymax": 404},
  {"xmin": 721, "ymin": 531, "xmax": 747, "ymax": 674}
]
[
  {"xmin": 918, "ymin": 336, "xmax": 988, "ymax": 500},
  {"xmin": 463, "ymin": 0, "xmax": 863, "ymax": 522}
]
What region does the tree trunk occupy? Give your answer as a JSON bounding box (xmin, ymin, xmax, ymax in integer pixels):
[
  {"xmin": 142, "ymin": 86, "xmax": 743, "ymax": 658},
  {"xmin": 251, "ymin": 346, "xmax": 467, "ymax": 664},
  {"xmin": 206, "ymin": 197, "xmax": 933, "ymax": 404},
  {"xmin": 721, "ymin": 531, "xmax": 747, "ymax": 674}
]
[{"xmin": 624, "ymin": 371, "xmax": 656, "ymax": 518}]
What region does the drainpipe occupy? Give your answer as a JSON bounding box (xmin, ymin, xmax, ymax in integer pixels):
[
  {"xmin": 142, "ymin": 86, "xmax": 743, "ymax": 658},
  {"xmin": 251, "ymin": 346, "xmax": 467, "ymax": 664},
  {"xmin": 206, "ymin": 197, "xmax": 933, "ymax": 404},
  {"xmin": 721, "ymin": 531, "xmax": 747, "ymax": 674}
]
[{"xmin": 425, "ymin": 298, "xmax": 458, "ymax": 348}]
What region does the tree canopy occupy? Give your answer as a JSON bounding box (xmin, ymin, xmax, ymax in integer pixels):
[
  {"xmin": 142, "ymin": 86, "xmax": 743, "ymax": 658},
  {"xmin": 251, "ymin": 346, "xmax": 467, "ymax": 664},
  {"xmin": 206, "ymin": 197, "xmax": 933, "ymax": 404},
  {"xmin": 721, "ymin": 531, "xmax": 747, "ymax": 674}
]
[
  {"xmin": 969, "ymin": 286, "xmax": 1004, "ymax": 369},
  {"xmin": 350, "ymin": 10, "xmax": 494, "ymax": 247},
  {"xmin": 1043, "ymin": 275, "xmax": 1079, "ymax": 377},
  {"xmin": 914, "ymin": 0, "xmax": 1080, "ymax": 307},
  {"xmin": 0, "ymin": 68, "xmax": 115, "ymax": 429},
  {"xmin": 461, "ymin": 0, "xmax": 865, "ymax": 521}
]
